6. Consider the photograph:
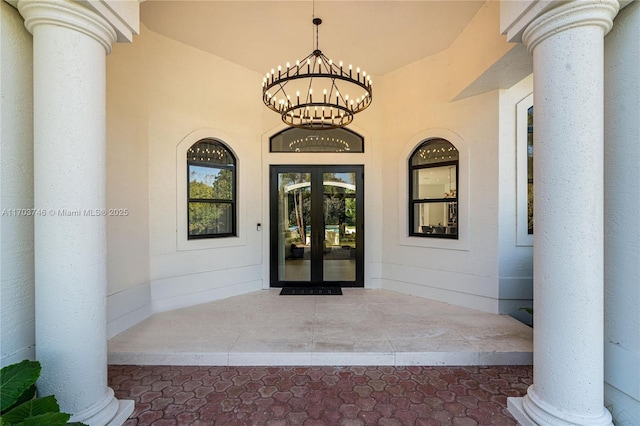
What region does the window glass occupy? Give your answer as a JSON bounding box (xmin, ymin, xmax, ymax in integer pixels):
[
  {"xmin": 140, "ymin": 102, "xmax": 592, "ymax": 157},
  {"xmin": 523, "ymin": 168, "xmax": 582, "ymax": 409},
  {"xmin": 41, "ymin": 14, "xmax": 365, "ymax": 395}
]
[
  {"xmin": 411, "ymin": 138, "xmax": 459, "ymax": 166},
  {"xmin": 189, "ymin": 166, "xmax": 233, "ymax": 200},
  {"xmin": 187, "ymin": 139, "xmax": 236, "ymax": 239},
  {"xmin": 413, "ymin": 203, "xmax": 458, "ymax": 236},
  {"xmin": 412, "ymin": 166, "xmax": 457, "ymax": 200},
  {"xmin": 270, "ymin": 127, "xmax": 364, "ymax": 153},
  {"xmin": 527, "ymin": 106, "xmax": 534, "ymax": 234},
  {"xmin": 188, "ymin": 203, "xmax": 233, "ymax": 236},
  {"xmin": 409, "ymin": 139, "xmax": 458, "ymax": 239}
]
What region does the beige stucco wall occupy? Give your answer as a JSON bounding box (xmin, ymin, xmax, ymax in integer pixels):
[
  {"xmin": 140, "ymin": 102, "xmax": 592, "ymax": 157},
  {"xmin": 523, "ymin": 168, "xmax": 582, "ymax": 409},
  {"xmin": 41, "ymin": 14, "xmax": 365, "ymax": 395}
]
[
  {"xmin": 498, "ymin": 74, "xmax": 533, "ymax": 323},
  {"xmin": 3, "ymin": 0, "xmax": 537, "ymax": 348},
  {"xmin": 0, "ymin": 1, "xmax": 35, "ymax": 366},
  {"xmin": 145, "ymin": 29, "xmax": 265, "ymax": 312},
  {"xmin": 105, "ymin": 25, "xmax": 152, "ymax": 337},
  {"xmin": 103, "ymin": 4, "xmax": 525, "ymax": 328},
  {"xmin": 449, "ymin": 0, "xmax": 516, "ymax": 99},
  {"xmin": 108, "ymin": 24, "xmax": 268, "ymax": 317},
  {"xmin": 378, "ymin": 48, "xmax": 503, "ymax": 312},
  {"xmin": 121, "ymin": 24, "xmax": 510, "ymax": 316}
]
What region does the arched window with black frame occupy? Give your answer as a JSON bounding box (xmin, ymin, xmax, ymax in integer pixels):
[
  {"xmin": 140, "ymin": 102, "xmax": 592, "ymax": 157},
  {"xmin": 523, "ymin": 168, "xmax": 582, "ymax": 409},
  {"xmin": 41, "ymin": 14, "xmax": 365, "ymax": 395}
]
[
  {"xmin": 409, "ymin": 138, "xmax": 459, "ymax": 239},
  {"xmin": 269, "ymin": 126, "xmax": 364, "ymax": 153},
  {"xmin": 187, "ymin": 139, "xmax": 236, "ymax": 239}
]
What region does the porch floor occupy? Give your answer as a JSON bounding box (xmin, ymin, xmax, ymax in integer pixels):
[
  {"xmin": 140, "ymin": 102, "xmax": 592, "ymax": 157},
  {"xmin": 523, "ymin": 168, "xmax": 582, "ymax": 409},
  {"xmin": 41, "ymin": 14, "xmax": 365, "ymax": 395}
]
[{"xmin": 108, "ymin": 289, "xmax": 532, "ymax": 366}]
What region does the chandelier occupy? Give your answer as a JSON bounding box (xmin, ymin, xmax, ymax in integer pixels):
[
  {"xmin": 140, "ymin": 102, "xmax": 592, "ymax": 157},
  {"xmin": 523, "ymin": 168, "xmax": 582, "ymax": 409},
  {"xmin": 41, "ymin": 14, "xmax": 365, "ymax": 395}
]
[{"xmin": 262, "ymin": 17, "xmax": 373, "ymax": 130}]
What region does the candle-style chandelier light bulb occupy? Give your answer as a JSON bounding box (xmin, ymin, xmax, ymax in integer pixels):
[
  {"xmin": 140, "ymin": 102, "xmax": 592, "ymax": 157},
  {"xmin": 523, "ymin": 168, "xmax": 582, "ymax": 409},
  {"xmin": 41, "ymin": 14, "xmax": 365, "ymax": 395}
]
[{"xmin": 261, "ymin": 17, "xmax": 373, "ymax": 129}]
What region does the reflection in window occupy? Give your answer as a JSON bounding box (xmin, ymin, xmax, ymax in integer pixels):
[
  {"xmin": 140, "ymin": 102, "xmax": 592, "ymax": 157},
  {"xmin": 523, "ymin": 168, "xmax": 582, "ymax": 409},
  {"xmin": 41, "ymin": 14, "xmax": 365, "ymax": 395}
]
[
  {"xmin": 187, "ymin": 139, "xmax": 236, "ymax": 239},
  {"xmin": 527, "ymin": 106, "xmax": 533, "ymax": 234},
  {"xmin": 270, "ymin": 127, "xmax": 364, "ymax": 153},
  {"xmin": 409, "ymin": 139, "xmax": 459, "ymax": 239}
]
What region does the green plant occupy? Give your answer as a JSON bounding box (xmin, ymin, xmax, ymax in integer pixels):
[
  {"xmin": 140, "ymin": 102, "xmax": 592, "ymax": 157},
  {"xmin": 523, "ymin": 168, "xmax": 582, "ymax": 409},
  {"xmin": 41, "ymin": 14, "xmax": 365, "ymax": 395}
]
[
  {"xmin": 0, "ymin": 360, "xmax": 85, "ymax": 425},
  {"xmin": 519, "ymin": 307, "xmax": 533, "ymax": 316}
]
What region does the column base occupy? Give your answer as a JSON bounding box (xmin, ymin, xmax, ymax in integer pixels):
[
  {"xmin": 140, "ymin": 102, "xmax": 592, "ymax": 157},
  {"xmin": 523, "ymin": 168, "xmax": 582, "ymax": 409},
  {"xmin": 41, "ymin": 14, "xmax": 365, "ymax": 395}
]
[
  {"xmin": 508, "ymin": 397, "xmax": 537, "ymax": 426},
  {"xmin": 108, "ymin": 400, "xmax": 135, "ymax": 426},
  {"xmin": 508, "ymin": 393, "xmax": 614, "ymax": 426},
  {"xmin": 70, "ymin": 388, "xmax": 134, "ymax": 426}
]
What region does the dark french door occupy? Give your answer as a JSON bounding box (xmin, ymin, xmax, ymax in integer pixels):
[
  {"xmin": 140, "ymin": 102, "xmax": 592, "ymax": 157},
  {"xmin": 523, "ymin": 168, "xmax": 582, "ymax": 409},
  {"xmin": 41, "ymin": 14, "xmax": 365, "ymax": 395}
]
[{"xmin": 270, "ymin": 165, "xmax": 364, "ymax": 287}]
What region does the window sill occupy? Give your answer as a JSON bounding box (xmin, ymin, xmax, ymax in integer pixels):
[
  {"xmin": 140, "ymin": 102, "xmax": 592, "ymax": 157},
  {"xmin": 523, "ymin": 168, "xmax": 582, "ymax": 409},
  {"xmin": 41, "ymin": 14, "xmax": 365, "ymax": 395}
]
[{"xmin": 178, "ymin": 234, "xmax": 247, "ymax": 251}]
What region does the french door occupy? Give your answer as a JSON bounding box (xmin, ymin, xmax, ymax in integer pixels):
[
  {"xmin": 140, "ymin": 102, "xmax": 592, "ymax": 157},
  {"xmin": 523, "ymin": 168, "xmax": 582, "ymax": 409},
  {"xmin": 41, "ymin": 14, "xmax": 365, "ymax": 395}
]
[{"xmin": 270, "ymin": 165, "xmax": 364, "ymax": 287}]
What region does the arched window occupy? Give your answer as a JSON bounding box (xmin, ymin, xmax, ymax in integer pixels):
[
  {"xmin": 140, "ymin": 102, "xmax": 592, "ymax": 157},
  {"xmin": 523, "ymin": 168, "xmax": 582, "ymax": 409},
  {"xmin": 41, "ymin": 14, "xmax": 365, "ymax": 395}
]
[
  {"xmin": 409, "ymin": 138, "xmax": 459, "ymax": 239},
  {"xmin": 270, "ymin": 127, "xmax": 364, "ymax": 153},
  {"xmin": 187, "ymin": 139, "xmax": 236, "ymax": 239}
]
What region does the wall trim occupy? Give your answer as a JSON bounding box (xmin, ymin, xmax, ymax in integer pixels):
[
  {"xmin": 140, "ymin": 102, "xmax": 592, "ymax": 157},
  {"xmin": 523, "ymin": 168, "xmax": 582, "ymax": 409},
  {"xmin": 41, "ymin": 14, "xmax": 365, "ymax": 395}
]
[
  {"xmin": 380, "ymin": 278, "xmax": 498, "ymax": 314},
  {"xmin": 604, "ymin": 382, "xmax": 640, "ymax": 426},
  {"xmin": 107, "ymin": 282, "xmax": 152, "ymax": 339},
  {"xmin": 498, "ymin": 277, "xmax": 533, "ymax": 299},
  {"xmin": 1, "ymin": 346, "xmax": 36, "ymax": 368},
  {"xmin": 151, "ymin": 279, "xmax": 262, "ymax": 313},
  {"xmin": 605, "ymin": 341, "xmax": 640, "ymax": 403}
]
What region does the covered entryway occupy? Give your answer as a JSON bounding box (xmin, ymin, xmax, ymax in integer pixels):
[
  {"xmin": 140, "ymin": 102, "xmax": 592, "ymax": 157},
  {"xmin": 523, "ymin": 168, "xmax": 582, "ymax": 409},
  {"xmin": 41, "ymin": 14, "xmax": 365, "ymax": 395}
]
[{"xmin": 270, "ymin": 165, "xmax": 364, "ymax": 287}]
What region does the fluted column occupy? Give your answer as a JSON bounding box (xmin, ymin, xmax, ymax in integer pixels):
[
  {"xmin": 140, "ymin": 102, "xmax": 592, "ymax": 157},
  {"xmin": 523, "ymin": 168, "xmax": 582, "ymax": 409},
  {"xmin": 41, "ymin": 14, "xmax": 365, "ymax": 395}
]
[
  {"xmin": 16, "ymin": 0, "xmax": 133, "ymax": 424},
  {"xmin": 507, "ymin": 1, "xmax": 619, "ymax": 425}
]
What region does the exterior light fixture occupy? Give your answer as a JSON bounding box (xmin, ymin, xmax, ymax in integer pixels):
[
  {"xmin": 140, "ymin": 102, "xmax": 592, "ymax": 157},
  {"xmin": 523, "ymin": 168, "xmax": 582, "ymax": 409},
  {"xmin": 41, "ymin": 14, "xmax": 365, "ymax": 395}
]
[{"xmin": 262, "ymin": 17, "xmax": 373, "ymax": 130}]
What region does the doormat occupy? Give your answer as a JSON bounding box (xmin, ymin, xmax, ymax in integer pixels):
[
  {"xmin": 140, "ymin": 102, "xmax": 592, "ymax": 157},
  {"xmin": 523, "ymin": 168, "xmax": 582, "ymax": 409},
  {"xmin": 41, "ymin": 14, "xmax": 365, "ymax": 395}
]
[{"xmin": 280, "ymin": 287, "xmax": 342, "ymax": 296}]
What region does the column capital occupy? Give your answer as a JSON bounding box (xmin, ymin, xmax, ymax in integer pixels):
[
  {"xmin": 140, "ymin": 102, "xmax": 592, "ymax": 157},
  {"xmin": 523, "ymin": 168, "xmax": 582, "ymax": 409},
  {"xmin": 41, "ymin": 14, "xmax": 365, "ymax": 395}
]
[
  {"xmin": 17, "ymin": 0, "xmax": 117, "ymax": 54},
  {"xmin": 522, "ymin": 0, "xmax": 620, "ymax": 54}
]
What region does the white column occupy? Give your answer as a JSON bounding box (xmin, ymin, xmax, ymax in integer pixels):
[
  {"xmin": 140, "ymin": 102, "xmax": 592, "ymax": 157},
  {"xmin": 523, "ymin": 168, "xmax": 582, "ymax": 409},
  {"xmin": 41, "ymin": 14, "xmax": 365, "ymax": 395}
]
[
  {"xmin": 16, "ymin": 0, "xmax": 133, "ymax": 424},
  {"xmin": 507, "ymin": 1, "xmax": 619, "ymax": 425}
]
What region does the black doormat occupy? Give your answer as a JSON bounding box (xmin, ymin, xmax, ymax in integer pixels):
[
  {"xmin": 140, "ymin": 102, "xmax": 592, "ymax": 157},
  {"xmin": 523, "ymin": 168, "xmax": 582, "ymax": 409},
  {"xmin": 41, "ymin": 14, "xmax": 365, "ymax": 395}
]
[{"xmin": 280, "ymin": 287, "xmax": 342, "ymax": 296}]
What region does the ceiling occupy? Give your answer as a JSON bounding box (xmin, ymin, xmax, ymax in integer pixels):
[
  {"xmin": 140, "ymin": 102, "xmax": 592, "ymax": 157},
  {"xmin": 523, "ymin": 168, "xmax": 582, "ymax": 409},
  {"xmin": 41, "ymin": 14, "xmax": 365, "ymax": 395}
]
[{"xmin": 140, "ymin": 1, "xmax": 486, "ymax": 77}]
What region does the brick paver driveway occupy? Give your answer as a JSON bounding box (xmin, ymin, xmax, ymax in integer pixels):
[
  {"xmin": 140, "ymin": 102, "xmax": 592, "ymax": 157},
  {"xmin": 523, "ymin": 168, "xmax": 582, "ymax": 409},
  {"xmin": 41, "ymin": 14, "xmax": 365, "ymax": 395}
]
[{"xmin": 109, "ymin": 365, "xmax": 532, "ymax": 425}]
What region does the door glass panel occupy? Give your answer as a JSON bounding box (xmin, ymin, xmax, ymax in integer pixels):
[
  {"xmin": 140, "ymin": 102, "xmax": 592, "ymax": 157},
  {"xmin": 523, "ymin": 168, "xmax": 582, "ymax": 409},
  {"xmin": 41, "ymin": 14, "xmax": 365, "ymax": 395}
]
[
  {"xmin": 278, "ymin": 173, "xmax": 311, "ymax": 281},
  {"xmin": 271, "ymin": 166, "xmax": 363, "ymax": 287},
  {"xmin": 322, "ymin": 172, "xmax": 356, "ymax": 282}
]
